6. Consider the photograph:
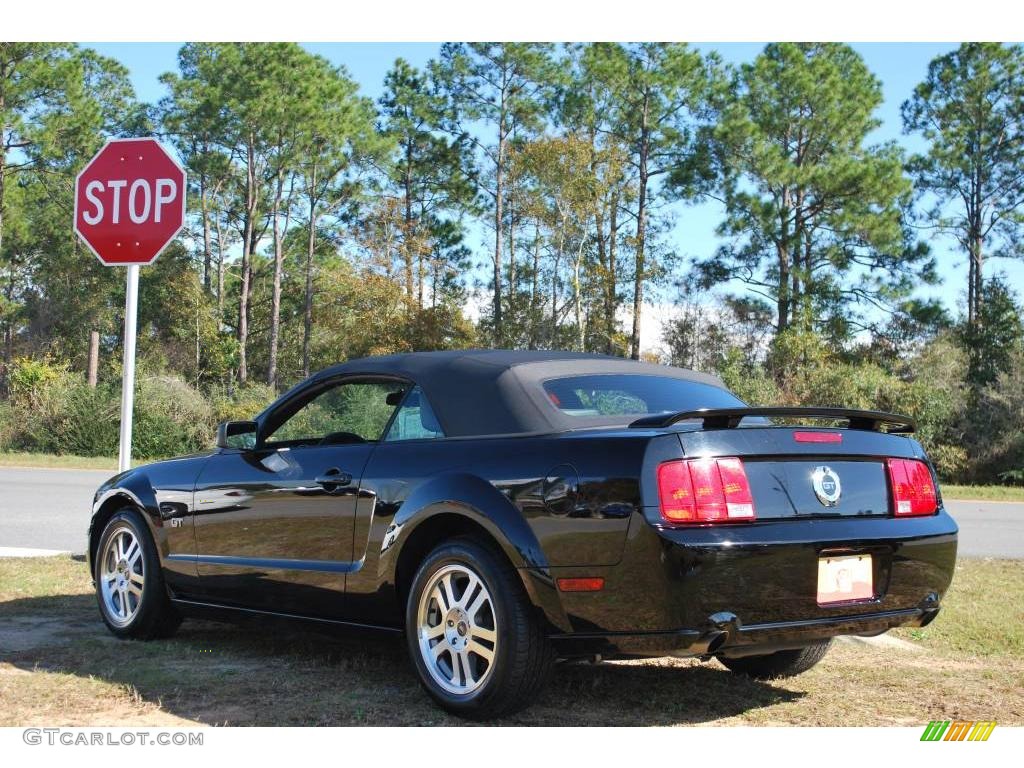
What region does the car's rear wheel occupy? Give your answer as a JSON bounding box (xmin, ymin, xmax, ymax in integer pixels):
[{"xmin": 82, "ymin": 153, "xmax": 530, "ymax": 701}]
[
  {"xmin": 94, "ymin": 508, "xmax": 181, "ymax": 640},
  {"xmin": 718, "ymin": 639, "xmax": 832, "ymax": 679},
  {"xmin": 406, "ymin": 538, "xmax": 554, "ymax": 719}
]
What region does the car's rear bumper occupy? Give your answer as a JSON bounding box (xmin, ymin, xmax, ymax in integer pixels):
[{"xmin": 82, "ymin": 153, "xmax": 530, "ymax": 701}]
[
  {"xmin": 543, "ymin": 508, "xmax": 957, "ymax": 656},
  {"xmin": 550, "ymin": 604, "xmax": 939, "ymax": 657}
]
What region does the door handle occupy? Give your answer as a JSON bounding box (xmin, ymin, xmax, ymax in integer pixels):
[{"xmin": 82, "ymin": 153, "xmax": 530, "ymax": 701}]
[{"xmin": 315, "ymin": 467, "xmax": 353, "ymax": 492}]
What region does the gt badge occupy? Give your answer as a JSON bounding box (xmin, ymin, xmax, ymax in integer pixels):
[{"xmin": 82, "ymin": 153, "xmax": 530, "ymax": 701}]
[{"xmin": 812, "ymin": 465, "xmax": 841, "ymax": 506}]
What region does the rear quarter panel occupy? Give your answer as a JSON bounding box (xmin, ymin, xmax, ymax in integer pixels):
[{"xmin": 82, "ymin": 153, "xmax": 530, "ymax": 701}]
[{"xmin": 346, "ymin": 431, "xmax": 649, "ymax": 626}]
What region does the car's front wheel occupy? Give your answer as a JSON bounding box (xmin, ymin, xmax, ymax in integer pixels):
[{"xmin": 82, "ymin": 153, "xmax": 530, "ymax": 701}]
[
  {"xmin": 94, "ymin": 508, "xmax": 181, "ymax": 640},
  {"xmin": 718, "ymin": 639, "xmax": 832, "ymax": 679},
  {"xmin": 406, "ymin": 538, "xmax": 554, "ymax": 719}
]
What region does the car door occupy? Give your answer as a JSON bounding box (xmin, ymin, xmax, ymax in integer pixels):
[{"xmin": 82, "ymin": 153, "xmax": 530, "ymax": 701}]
[{"xmin": 192, "ymin": 376, "xmax": 408, "ymax": 618}]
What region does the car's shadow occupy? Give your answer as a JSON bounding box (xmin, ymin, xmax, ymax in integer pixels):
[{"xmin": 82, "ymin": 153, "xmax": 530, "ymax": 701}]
[{"xmin": 0, "ymin": 592, "xmax": 804, "ymax": 726}]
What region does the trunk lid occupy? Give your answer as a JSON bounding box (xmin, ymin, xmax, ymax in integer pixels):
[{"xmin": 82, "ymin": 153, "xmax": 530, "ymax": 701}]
[{"xmin": 674, "ymin": 425, "xmax": 923, "ymax": 519}]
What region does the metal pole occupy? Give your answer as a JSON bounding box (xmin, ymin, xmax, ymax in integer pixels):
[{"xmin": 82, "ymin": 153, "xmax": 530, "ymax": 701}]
[{"xmin": 118, "ymin": 264, "xmax": 140, "ymax": 473}]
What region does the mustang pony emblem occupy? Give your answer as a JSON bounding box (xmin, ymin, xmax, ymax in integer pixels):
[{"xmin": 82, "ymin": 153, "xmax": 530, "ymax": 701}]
[{"xmin": 812, "ymin": 465, "xmax": 842, "ymax": 506}]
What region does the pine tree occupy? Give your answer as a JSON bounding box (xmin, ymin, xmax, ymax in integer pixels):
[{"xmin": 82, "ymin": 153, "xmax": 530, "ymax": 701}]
[
  {"xmin": 903, "ymin": 43, "xmax": 1024, "ymax": 329},
  {"xmin": 705, "ymin": 43, "xmax": 928, "ymax": 339}
]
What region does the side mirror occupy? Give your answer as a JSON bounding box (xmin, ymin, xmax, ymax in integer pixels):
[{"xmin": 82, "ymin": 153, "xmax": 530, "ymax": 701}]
[{"xmin": 216, "ymin": 420, "xmax": 258, "ymax": 450}]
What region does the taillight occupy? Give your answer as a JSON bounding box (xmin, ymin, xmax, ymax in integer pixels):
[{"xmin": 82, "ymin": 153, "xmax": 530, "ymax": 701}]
[
  {"xmin": 657, "ymin": 457, "xmax": 756, "ymax": 523},
  {"xmin": 887, "ymin": 458, "xmax": 938, "ymax": 516}
]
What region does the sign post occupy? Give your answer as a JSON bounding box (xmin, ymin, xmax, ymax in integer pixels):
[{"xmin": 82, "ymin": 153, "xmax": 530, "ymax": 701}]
[
  {"xmin": 118, "ymin": 264, "xmax": 140, "ymax": 472},
  {"xmin": 74, "ymin": 138, "xmax": 186, "ymax": 472}
]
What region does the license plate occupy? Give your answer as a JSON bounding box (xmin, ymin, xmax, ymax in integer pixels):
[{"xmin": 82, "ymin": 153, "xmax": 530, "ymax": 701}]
[{"xmin": 817, "ymin": 554, "xmax": 873, "ymax": 605}]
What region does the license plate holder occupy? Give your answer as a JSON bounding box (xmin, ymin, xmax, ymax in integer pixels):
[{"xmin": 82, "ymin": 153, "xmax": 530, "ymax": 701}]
[{"xmin": 817, "ymin": 554, "xmax": 873, "ymax": 605}]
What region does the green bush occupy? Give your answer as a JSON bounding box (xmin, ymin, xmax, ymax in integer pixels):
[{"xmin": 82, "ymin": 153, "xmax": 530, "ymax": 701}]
[
  {"xmin": 718, "ymin": 332, "xmax": 974, "ymax": 482},
  {"xmin": 1, "ymin": 356, "xmax": 287, "ymax": 459},
  {"xmin": 7, "ymin": 356, "xmax": 66, "ymax": 400},
  {"xmin": 131, "ymin": 376, "xmax": 215, "ymax": 459},
  {"xmin": 966, "ymin": 349, "xmax": 1024, "ymax": 483},
  {"xmin": 717, "ymin": 348, "xmax": 781, "ymax": 406},
  {"xmin": 3, "ymin": 358, "xmax": 226, "ymax": 459},
  {"xmin": 44, "ymin": 383, "xmax": 121, "ymax": 456},
  {"xmin": 929, "ymin": 443, "xmax": 970, "ymax": 481},
  {"xmin": 0, "ymin": 400, "xmax": 15, "ymax": 452},
  {"xmin": 208, "ymin": 382, "xmax": 277, "ymax": 423}
]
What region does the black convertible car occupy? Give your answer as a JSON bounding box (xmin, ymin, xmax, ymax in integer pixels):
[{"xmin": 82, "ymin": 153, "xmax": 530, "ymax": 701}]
[{"xmin": 88, "ymin": 350, "xmax": 957, "ymax": 718}]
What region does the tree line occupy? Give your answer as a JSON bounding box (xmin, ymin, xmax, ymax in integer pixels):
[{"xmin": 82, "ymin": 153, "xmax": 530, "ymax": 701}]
[{"xmin": 0, "ymin": 42, "xmax": 1022, "ymax": 481}]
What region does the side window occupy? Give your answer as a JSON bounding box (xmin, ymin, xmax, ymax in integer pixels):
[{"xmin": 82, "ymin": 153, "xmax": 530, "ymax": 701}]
[
  {"xmin": 384, "ymin": 386, "xmax": 445, "ymax": 442},
  {"xmin": 265, "ymin": 380, "xmax": 407, "ymax": 447}
]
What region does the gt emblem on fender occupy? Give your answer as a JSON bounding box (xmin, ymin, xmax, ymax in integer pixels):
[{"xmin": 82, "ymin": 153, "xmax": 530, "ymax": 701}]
[{"xmin": 812, "ymin": 465, "xmax": 842, "ymax": 506}]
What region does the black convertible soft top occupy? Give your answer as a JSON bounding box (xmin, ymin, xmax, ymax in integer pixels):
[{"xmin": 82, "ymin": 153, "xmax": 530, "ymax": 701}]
[{"xmin": 284, "ymin": 349, "xmax": 727, "ymax": 438}]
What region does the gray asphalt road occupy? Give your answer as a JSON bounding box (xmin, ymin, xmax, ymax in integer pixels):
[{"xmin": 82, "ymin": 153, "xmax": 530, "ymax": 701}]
[
  {"xmin": 944, "ymin": 499, "xmax": 1024, "ymax": 559},
  {"xmin": 0, "ymin": 467, "xmax": 1020, "ymax": 558},
  {"xmin": 0, "ymin": 467, "xmax": 113, "ymax": 554}
]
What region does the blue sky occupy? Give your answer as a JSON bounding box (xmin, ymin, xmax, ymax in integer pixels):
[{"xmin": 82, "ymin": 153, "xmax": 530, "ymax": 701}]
[{"xmin": 86, "ymin": 42, "xmax": 1024, "ymax": 337}]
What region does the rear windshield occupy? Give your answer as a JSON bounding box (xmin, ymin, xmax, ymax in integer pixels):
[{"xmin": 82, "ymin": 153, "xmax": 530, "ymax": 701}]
[{"xmin": 542, "ymin": 374, "xmax": 745, "ymax": 419}]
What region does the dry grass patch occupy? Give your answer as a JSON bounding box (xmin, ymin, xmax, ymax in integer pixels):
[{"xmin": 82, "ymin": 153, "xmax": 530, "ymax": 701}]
[{"xmin": 0, "ymin": 556, "xmax": 1021, "ymax": 726}]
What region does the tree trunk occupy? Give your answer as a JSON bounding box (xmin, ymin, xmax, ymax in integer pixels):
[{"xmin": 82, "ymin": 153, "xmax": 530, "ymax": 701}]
[
  {"xmin": 972, "ymin": 234, "xmax": 984, "ymax": 326},
  {"xmin": 791, "ymin": 207, "xmax": 804, "ymax": 331},
  {"xmin": 403, "ymin": 141, "xmax": 415, "ymax": 313},
  {"xmin": 87, "ymin": 331, "xmax": 99, "ymax": 388},
  {"xmin": 801, "ymin": 235, "xmax": 813, "ymax": 331},
  {"xmin": 969, "ymin": 167, "xmax": 984, "ymax": 329},
  {"xmin": 492, "ymin": 91, "xmax": 507, "ymax": 345},
  {"xmin": 507, "ymin": 182, "xmax": 516, "ymax": 323},
  {"xmin": 303, "ymin": 160, "xmax": 318, "ymax": 380},
  {"xmin": 237, "ymin": 137, "xmax": 257, "ymax": 386},
  {"xmin": 215, "ymin": 215, "xmax": 225, "ymax": 322},
  {"xmin": 776, "ymin": 187, "xmax": 792, "ymax": 333},
  {"xmin": 0, "ymin": 144, "xmax": 6, "ymax": 387},
  {"xmin": 606, "ymin": 188, "xmax": 619, "ymax": 355},
  {"xmin": 529, "ymin": 221, "xmax": 540, "ymax": 350},
  {"xmin": 0, "ymin": 149, "xmax": 5, "ymax": 272},
  {"xmin": 200, "ymin": 173, "xmax": 212, "ymax": 291},
  {"xmin": 267, "ymin": 167, "xmax": 285, "ymax": 388},
  {"xmin": 0, "ymin": 136, "xmax": 6, "ymax": 274},
  {"xmin": 594, "ymin": 196, "xmax": 608, "ymax": 349},
  {"xmin": 195, "ymin": 293, "xmax": 201, "ymax": 387},
  {"xmin": 417, "ymin": 199, "xmax": 425, "ymax": 311},
  {"xmin": 574, "ymin": 244, "xmax": 584, "ymax": 351},
  {"xmin": 967, "ymin": 129, "xmax": 984, "ymax": 329},
  {"xmin": 493, "ymin": 149, "xmax": 505, "ymax": 344},
  {"xmin": 630, "ymin": 92, "xmax": 651, "ymax": 361},
  {"xmin": 777, "ymin": 245, "xmax": 790, "ymax": 334},
  {"xmin": 552, "ymin": 230, "xmax": 564, "ymax": 346}
]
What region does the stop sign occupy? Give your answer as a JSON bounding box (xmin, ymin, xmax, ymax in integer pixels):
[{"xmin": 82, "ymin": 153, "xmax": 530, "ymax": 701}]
[{"xmin": 74, "ymin": 137, "xmax": 186, "ymax": 266}]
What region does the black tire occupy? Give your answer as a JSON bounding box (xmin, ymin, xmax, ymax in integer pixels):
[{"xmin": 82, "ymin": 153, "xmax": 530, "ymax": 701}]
[
  {"xmin": 718, "ymin": 639, "xmax": 832, "ymax": 680},
  {"xmin": 405, "ymin": 537, "xmax": 554, "ymax": 719},
  {"xmin": 94, "ymin": 508, "xmax": 181, "ymax": 640}
]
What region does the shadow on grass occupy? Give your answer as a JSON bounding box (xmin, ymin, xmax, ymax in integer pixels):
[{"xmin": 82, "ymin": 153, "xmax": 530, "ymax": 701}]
[{"xmin": 0, "ymin": 592, "xmax": 804, "ymax": 726}]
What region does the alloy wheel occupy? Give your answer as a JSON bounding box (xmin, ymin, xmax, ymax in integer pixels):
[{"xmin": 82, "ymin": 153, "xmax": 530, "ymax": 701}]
[
  {"xmin": 98, "ymin": 525, "xmax": 145, "ymax": 628},
  {"xmin": 416, "ymin": 563, "xmax": 498, "ymax": 695}
]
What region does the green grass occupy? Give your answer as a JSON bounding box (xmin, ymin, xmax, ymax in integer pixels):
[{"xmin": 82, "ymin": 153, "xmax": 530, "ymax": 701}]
[
  {"xmin": 1, "ymin": 556, "xmax": 1021, "ymax": 726},
  {"xmin": 0, "ymin": 451, "xmax": 153, "ymax": 471},
  {"xmin": 941, "ymin": 484, "xmax": 1024, "ymax": 502},
  {"xmin": 894, "ymin": 558, "xmax": 1024, "ymax": 657}
]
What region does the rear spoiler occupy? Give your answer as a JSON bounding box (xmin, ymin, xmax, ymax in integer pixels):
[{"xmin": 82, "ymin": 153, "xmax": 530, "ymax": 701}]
[{"xmin": 628, "ymin": 406, "xmax": 916, "ymax": 434}]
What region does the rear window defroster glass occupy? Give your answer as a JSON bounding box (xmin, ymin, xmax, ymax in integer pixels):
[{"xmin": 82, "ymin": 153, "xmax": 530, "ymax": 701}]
[{"xmin": 541, "ymin": 374, "xmax": 745, "ymax": 418}]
